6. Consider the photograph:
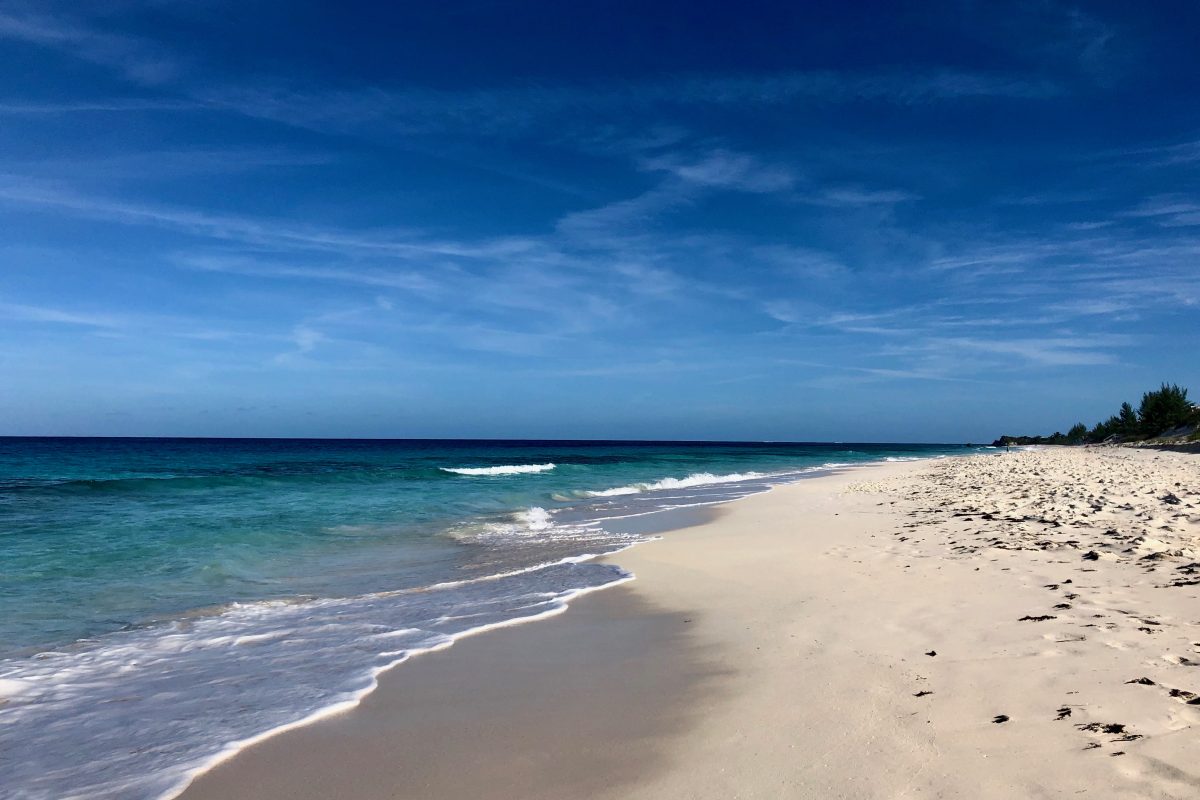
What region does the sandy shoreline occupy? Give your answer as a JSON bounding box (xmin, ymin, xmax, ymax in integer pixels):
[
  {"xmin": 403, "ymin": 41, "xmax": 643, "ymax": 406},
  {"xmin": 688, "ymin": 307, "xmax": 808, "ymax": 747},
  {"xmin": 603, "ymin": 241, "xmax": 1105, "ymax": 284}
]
[{"xmin": 180, "ymin": 448, "xmax": 1200, "ymax": 799}]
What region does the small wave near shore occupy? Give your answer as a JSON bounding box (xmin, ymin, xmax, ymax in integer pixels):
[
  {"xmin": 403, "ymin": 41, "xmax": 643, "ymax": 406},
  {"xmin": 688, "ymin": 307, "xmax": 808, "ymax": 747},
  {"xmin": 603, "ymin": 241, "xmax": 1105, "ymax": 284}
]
[{"xmin": 578, "ymin": 470, "xmax": 766, "ymax": 497}]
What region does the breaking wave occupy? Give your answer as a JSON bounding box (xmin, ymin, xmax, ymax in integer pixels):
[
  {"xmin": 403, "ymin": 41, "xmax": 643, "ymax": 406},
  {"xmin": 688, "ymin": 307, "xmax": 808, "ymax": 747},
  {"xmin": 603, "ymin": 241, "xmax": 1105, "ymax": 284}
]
[
  {"xmin": 461, "ymin": 507, "xmax": 591, "ymax": 542},
  {"xmin": 440, "ymin": 463, "xmax": 556, "ymax": 476}
]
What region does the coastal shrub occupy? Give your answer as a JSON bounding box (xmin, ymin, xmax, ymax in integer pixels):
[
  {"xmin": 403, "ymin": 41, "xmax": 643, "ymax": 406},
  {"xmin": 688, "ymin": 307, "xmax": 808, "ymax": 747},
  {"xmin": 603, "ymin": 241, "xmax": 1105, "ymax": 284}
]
[
  {"xmin": 1086, "ymin": 416, "xmax": 1118, "ymax": 443},
  {"xmin": 1085, "ymin": 401, "xmax": 1141, "ymax": 443},
  {"xmin": 1138, "ymin": 383, "xmax": 1191, "ymax": 437}
]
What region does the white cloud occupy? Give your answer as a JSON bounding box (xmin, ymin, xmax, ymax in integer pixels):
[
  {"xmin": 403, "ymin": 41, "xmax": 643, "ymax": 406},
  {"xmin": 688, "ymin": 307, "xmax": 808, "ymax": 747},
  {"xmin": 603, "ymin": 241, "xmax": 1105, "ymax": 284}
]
[
  {"xmin": 640, "ymin": 149, "xmax": 795, "ymax": 193},
  {"xmin": 814, "ymin": 187, "xmax": 916, "ymax": 206}
]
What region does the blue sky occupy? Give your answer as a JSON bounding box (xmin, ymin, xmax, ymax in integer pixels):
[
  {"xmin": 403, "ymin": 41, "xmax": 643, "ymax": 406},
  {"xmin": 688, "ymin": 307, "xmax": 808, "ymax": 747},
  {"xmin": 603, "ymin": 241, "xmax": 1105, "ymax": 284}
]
[{"xmin": 1, "ymin": 0, "xmax": 1197, "ymax": 441}]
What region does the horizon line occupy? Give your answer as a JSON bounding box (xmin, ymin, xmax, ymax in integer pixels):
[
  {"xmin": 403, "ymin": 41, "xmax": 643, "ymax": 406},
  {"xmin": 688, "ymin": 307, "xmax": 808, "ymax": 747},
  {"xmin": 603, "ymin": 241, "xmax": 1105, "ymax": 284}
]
[{"xmin": 0, "ymin": 434, "xmax": 978, "ymax": 446}]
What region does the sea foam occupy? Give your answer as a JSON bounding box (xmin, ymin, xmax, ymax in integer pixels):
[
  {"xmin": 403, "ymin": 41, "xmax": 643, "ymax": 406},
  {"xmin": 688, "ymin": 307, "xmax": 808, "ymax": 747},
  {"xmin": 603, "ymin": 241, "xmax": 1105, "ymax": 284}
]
[
  {"xmin": 581, "ymin": 471, "xmax": 766, "ymax": 497},
  {"xmin": 0, "ymin": 558, "xmax": 632, "ymax": 800},
  {"xmin": 461, "ymin": 506, "xmax": 615, "ymax": 543}
]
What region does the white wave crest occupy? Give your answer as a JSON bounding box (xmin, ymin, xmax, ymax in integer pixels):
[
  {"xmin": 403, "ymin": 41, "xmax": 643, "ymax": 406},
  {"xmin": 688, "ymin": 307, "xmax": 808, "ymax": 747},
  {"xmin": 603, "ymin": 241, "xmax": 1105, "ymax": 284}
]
[
  {"xmin": 581, "ymin": 471, "xmax": 765, "ymax": 497},
  {"xmin": 517, "ymin": 506, "xmax": 552, "ymax": 530},
  {"xmin": 440, "ymin": 463, "xmax": 556, "ymax": 476},
  {"xmin": 449, "ymin": 506, "xmax": 565, "ymax": 542}
]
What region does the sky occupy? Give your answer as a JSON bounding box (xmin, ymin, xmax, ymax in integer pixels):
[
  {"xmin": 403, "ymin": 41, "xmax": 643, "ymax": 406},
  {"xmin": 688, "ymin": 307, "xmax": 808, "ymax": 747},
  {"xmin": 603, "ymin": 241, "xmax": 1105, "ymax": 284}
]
[{"xmin": 0, "ymin": 0, "xmax": 1198, "ymax": 441}]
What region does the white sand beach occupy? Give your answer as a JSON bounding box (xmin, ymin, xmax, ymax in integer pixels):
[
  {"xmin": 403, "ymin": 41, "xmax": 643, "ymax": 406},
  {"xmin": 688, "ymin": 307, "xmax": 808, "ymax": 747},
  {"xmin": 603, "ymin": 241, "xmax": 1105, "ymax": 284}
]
[{"xmin": 180, "ymin": 447, "xmax": 1200, "ymax": 799}]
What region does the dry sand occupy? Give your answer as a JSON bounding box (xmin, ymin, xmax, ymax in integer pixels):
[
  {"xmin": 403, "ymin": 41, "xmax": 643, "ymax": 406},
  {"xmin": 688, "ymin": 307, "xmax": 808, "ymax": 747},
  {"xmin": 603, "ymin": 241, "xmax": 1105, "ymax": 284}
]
[{"xmin": 180, "ymin": 447, "xmax": 1200, "ymax": 799}]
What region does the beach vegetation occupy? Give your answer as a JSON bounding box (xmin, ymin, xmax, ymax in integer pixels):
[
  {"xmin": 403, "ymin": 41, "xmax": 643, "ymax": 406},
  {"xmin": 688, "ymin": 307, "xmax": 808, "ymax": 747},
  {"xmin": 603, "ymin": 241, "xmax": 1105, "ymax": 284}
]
[
  {"xmin": 1118, "ymin": 402, "xmax": 1139, "ymax": 434},
  {"xmin": 992, "ymin": 382, "xmax": 1196, "ymax": 446},
  {"xmin": 1066, "ymin": 423, "xmax": 1088, "ymax": 444},
  {"xmin": 1137, "ymin": 383, "xmax": 1192, "ymax": 437}
]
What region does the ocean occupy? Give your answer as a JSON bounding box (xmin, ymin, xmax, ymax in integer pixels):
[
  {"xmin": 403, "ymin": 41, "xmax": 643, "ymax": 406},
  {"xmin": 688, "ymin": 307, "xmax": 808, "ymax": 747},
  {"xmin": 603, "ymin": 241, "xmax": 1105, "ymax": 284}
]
[{"xmin": 0, "ymin": 438, "xmax": 980, "ymax": 799}]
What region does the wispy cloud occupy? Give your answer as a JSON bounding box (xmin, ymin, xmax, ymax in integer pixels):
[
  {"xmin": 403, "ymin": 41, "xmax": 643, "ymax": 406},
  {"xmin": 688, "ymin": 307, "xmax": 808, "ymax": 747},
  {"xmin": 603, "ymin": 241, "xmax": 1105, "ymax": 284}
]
[
  {"xmin": 555, "ymin": 183, "xmax": 691, "ymax": 236},
  {"xmin": 271, "ymin": 324, "xmax": 326, "ymax": 364},
  {"xmin": 0, "ymin": 1, "xmax": 1068, "ymax": 115},
  {"xmin": 775, "ymin": 356, "xmax": 984, "ymax": 384},
  {"xmin": 0, "ymin": 299, "xmax": 127, "ymax": 328},
  {"xmin": 1, "ymin": 148, "xmax": 339, "ymax": 182},
  {"xmin": 976, "ymin": 1, "xmax": 1122, "ymax": 87},
  {"xmin": 179, "ymin": 254, "xmax": 440, "ymax": 293},
  {"xmin": 6, "ymin": 159, "xmax": 1190, "ymax": 380},
  {"xmin": 1093, "ymin": 136, "xmax": 1200, "ymax": 170},
  {"xmin": 924, "ymin": 335, "xmax": 1128, "ymax": 367},
  {"xmin": 0, "ymin": 0, "xmax": 1186, "ymax": 397},
  {"xmin": 1121, "ymin": 195, "xmax": 1200, "ymax": 227},
  {"xmin": 0, "ymin": 179, "xmax": 547, "ymax": 260},
  {"xmin": 0, "ymin": 98, "xmax": 195, "ymax": 115},
  {"xmin": 0, "ymin": 7, "xmax": 180, "ymax": 84},
  {"xmin": 195, "ymin": 69, "xmax": 1062, "ymax": 141},
  {"xmin": 806, "ymin": 186, "xmax": 917, "ymax": 207},
  {"xmin": 646, "ymin": 69, "xmax": 1061, "ymax": 105},
  {"xmin": 640, "ymin": 149, "xmax": 796, "ymax": 193}
]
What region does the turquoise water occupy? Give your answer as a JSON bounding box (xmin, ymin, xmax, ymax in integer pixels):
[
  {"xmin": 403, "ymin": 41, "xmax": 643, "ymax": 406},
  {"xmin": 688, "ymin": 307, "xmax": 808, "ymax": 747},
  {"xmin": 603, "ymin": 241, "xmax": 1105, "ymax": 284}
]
[{"xmin": 0, "ymin": 438, "xmax": 979, "ymax": 799}]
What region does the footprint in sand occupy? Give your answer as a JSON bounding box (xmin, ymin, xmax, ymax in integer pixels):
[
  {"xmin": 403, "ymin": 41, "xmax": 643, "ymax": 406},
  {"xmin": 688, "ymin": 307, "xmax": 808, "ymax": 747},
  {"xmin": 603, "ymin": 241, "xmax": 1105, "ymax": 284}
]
[
  {"xmin": 1166, "ymin": 688, "xmax": 1200, "ymax": 704},
  {"xmin": 1076, "ymin": 722, "xmax": 1142, "ymax": 742},
  {"xmin": 1162, "ymin": 654, "xmax": 1198, "ymax": 667}
]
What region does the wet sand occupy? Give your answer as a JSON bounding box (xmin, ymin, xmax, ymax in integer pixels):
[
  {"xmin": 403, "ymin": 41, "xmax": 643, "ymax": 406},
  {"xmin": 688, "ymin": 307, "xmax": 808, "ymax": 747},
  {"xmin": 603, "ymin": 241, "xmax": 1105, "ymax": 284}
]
[
  {"xmin": 178, "ymin": 584, "xmax": 725, "ymax": 800},
  {"xmin": 180, "ymin": 448, "xmax": 1200, "ymax": 799}
]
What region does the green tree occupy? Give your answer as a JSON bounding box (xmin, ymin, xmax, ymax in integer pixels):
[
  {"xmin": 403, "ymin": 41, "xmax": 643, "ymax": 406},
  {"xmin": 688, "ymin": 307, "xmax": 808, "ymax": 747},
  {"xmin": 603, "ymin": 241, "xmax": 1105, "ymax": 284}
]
[
  {"xmin": 1066, "ymin": 422, "xmax": 1088, "ymax": 444},
  {"xmin": 1138, "ymin": 383, "xmax": 1192, "ymax": 437},
  {"xmin": 1087, "ymin": 415, "xmax": 1119, "ymax": 443},
  {"xmin": 1117, "ymin": 402, "xmax": 1138, "ymax": 435}
]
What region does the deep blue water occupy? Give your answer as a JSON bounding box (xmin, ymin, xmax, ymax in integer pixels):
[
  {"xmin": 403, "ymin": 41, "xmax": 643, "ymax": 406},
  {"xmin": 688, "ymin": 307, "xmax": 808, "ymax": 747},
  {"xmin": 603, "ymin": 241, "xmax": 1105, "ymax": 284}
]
[{"xmin": 0, "ymin": 437, "xmax": 979, "ymax": 799}]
